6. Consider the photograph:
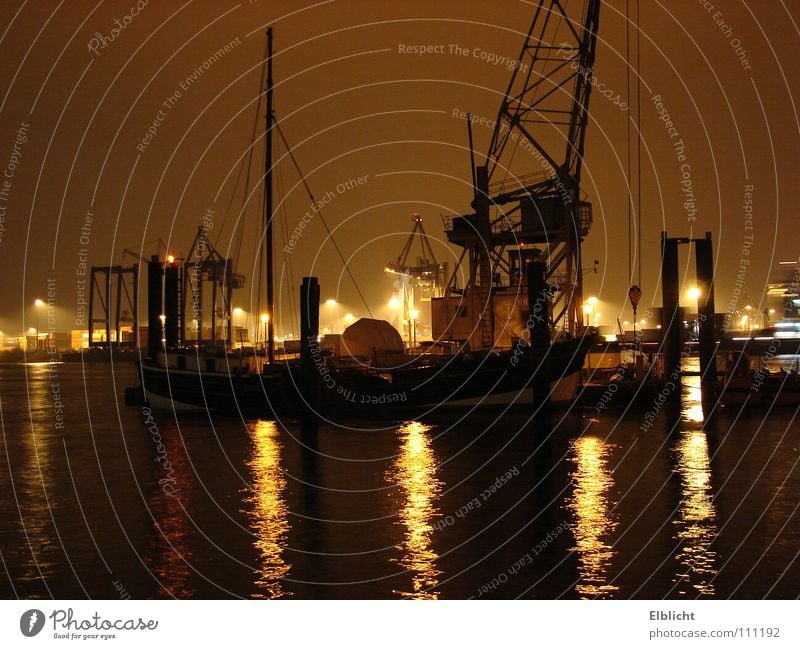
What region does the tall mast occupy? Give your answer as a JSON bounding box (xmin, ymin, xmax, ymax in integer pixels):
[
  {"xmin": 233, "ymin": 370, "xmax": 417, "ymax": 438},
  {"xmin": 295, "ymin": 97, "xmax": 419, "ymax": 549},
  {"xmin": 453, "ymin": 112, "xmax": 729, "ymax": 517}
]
[{"xmin": 265, "ymin": 27, "xmax": 275, "ymax": 363}]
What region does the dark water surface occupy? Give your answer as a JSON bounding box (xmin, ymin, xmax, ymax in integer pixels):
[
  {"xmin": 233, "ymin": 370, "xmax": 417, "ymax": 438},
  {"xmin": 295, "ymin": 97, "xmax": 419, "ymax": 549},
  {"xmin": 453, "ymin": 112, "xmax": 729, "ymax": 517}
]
[{"xmin": 1, "ymin": 362, "xmax": 798, "ymax": 599}]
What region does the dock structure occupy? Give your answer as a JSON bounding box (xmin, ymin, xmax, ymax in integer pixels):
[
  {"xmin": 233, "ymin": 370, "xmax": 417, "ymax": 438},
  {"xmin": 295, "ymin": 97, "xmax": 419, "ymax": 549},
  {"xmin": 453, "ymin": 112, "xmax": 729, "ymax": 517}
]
[{"xmin": 660, "ymin": 231, "xmax": 717, "ymax": 403}]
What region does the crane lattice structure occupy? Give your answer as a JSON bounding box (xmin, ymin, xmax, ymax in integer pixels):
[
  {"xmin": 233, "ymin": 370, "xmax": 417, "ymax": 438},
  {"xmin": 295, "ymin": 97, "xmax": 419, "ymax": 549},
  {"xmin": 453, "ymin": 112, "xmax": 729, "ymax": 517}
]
[
  {"xmin": 385, "ymin": 214, "xmax": 448, "ymax": 344},
  {"xmin": 385, "ymin": 213, "xmax": 448, "ymax": 298},
  {"xmin": 443, "ymin": 0, "xmax": 600, "ymax": 348}
]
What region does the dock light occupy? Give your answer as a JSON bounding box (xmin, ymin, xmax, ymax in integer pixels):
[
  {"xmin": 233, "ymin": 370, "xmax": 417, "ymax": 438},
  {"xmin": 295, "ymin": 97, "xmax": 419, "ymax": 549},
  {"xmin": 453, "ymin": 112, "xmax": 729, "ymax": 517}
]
[
  {"xmin": 586, "ymin": 296, "xmax": 598, "ymax": 305},
  {"xmin": 260, "ymin": 313, "xmax": 269, "ymax": 346},
  {"xmin": 344, "ymin": 313, "xmax": 354, "ymax": 323},
  {"xmin": 582, "ymin": 304, "xmax": 593, "ymax": 315},
  {"xmin": 769, "ymin": 309, "xmax": 776, "ymax": 314},
  {"xmin": 388, "ymin": 297, "xmax": 399, "ymax": 309},
  {"xmin": 686, "ymin": 286, "xmax": 701, "ymax": 300},
  {"xmin": 745, "ymin": 304, "xmax": 753, "ymax": 310},
  {"xmin": 326, "ymin": 299, "xmax": 337, "ymax": 333},
  {"xmin": 166, "ymin": 254, "xmax": 175, "ymax": 264},
  {"xmin": 28, "ymin": 327, "xmax": 36, "ymax": 334},
  {"xmin": 409, "ymin": 309, "xmax": 420, "ymax": 320},
  {"xmin": 34, "ymin": 299, "xmax": 45, "ymax": 350},
  {"xmin": 640, "ymin": 319, "xmax": 647, "ymax": 325}
]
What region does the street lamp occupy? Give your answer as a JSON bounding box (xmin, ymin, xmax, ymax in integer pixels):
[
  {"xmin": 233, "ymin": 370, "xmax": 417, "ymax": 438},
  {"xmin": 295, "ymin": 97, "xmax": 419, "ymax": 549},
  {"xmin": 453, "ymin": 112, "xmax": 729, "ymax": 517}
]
[
  {"xmin": 409, "ymin": 308, "xmax": 420, "ymax": 348},
  {"xmin": 325, "ymin": 299, "xmax": 336, "ymax": 333},
  {"xmin": 686, "ymin": 286, "xmax": 701, "ymax": 301},
  {"xmin": 34, "ymin": 299, "xmax": 44, "ymax": 350},
  {"xmin": 583, "ymin": 296, "xmax": 597, "ymax": 327},
  {"xmin": 260, "ymin": 313, "xmax": 269, "ymax": 349}
]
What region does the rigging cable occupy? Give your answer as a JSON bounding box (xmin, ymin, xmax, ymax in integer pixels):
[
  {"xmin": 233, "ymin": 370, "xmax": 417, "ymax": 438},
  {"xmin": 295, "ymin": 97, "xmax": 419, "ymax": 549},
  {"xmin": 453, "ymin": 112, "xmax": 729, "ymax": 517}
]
[
  {"xmin": 274, "ymin": 121, "xmax": 374, "ymax": 319},
  {"xmin": 636, "ymin": 0, "xmax": 643, "ymax": 287},
  {"xmin": 626, "ymin": 0, "xmax": 632, "ymax": 284}
]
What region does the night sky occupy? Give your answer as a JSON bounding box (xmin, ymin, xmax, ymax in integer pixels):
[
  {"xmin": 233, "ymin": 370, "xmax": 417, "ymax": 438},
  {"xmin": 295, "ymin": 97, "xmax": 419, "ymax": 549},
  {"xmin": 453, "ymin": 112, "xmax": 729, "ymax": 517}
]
[{"xmin": 0, "ymin": 0, "xmax": 798, "ymax": 337}]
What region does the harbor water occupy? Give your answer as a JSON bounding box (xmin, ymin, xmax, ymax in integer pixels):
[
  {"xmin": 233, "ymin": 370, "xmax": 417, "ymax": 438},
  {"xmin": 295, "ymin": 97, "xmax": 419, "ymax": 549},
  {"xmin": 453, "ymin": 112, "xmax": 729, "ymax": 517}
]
[{"xmin": 1, "ymin": 361, "xmax": 798, "ymax": 599}]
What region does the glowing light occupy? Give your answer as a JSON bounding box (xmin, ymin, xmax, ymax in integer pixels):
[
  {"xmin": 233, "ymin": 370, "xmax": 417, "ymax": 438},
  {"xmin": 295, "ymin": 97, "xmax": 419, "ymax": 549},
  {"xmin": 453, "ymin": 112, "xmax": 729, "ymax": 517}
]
[
  {"xmin": 409, "ymin": 309, "xmax": 420, "ymax": 320},
  {"xmin": 587, "ymin": 296, "xmax": 598, "ymax": 305},
  {"xmin": 344, "ymin": 313, "xmax": 354, "ymax": 323},
  {"xmin": 673, "ymin": 425, "xmax": 719, "ymax": 596},
  {"xmin": 34, "ymin": 299, "xmax": 44, "ymax": 308},
  {"xmin": 582, "ymin": 304, "xmax": 593, "ymax": 315},
  {"xmin": 686, "ymin": 286, "xmax": 701, "ymax": 300},
  {"xmin": 388, "ymin": 297, "xmax": 399, "ymax": 309},
  {"xmin": 388, "ymin": 422, "xmax": 442, "ymax": 599},
  {"xmin": 28, "ymin": 327, "xmax": 36, "ymax": 334},
  {"xmin": 246, "ymin": 420, "xmax": 291, "ymax": 598},
  {"xmin": 166, "ymin": 254, "xmax": 175, "ymax": 264},
  {"xmin": 325, "ymin": 299, "xmax": 336, "ymax": 307},
  {"xmin": 233, "ymin": 307, "xmax": 244, "ymax": 316},
  {"xmin": 567, "ymin": 435, "xmax": 619, "ymax": 598},
  {"xmin": 260, "ymin": 313, "xmax": 269, "ymax": 324}
]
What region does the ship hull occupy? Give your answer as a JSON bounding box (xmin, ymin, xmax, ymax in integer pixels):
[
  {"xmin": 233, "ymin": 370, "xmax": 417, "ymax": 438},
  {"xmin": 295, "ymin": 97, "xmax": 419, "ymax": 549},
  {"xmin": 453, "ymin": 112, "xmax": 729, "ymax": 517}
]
[{"xmin": 136, "ymin": 335, "xmax": 594, "ymax": 416}]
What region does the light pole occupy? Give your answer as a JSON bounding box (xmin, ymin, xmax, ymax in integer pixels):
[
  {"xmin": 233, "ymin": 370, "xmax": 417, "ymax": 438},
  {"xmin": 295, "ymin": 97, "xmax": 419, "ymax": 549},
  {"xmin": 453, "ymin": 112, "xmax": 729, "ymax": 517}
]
[
  {"xmin": 261, "ymin": 313, "xmax": 269, "ymax": 351},
  {"xmin": 34, "ymin": 299, "xmax": 44, "ymax": 350},
  {"xmin": 326, "ymin": 299, "xmax": 336, "ymax": 334},
  {"xmin": 410, "ymin": 308, "xmax": 420, "ymax": 349}
]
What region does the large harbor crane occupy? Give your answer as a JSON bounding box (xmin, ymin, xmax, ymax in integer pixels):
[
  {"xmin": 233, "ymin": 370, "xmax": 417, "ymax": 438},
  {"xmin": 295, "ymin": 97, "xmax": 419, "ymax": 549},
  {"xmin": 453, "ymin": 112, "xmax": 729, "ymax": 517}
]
[{"xmin": 435, "ymin": 0, "xmax": 600, "ymax": 349}]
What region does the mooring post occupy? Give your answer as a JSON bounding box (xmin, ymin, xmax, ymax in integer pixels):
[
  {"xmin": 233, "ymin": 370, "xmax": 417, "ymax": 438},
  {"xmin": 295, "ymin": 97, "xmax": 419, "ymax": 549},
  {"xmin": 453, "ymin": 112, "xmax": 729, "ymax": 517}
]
[
  {"xmin": 147, "ymin": 255, "xmax": 163, "ymax": 360},
  {"xmin": 695, "ymin": 232, "xmax": 717, "ymax": 406},
  {"xmin": 527, "ymin": 261, "xmax": 551, "ymax": 410},
  {"xmin": 661, "ymin": 233, "xmax": 681, "ymax": 393},
  {"xmin": 300, "ymin": 277, "xmax": 321, "ymax": 419},
  {"xmin": 164, "ymin": 262, "xmax": 180, "ymax": 348}
]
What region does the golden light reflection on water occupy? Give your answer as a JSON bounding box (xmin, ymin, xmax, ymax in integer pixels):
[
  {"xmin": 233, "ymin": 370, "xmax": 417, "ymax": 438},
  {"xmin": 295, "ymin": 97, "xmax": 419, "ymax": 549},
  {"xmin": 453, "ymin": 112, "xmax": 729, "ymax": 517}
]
[
  {"xmin": 673, "ymin": 429, "xmax": 718, "ymax": 596},
  {"xmin": 389, "ymin": 421, "xmax": 442, "ymax": 599},
  {"xmin": 567, "ymin": 435, "xmax": 619, "ymax": 598},
  {"xmin": 682, "ymin": 370, "xmax": 705, "ymax": 424},
  {"xmin": 246, "ymin": 420, "xmax": 291, "ymax": 598}
]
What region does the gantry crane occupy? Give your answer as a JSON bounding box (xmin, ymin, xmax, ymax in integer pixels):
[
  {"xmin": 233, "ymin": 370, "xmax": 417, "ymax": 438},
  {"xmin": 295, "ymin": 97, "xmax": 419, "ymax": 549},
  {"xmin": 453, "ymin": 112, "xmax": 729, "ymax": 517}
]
[
  {"xmin": 385, "ymin": 213, "xmax": 448, "ymax": 342},
  {"xmin": 435, "ymin": 0, "xmax": 600, "ymax": 350}
]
